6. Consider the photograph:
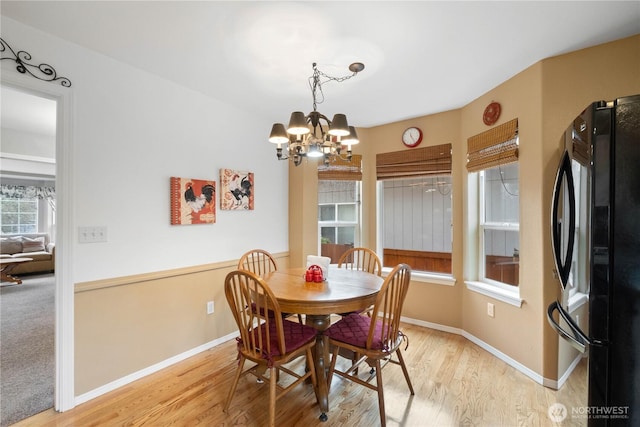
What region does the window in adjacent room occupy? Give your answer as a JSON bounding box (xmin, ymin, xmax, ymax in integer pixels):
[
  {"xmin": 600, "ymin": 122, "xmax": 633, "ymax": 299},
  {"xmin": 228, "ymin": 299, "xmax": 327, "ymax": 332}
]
[
  {"xmin": 0, "ymin": 198, "xmax": 38, "ymax": 233},
  {"xmin": 377, "ymin": 143, "xmax": 453, "ymax": 275},
  {"xmin": 467, "ymin": 118, "xmax": 519, "ymax": 288},
  {"xmin": 0, "ymin": 183, "xmax": 55, "ymax": 235},
  {"xmin": 318, "ymin": 155, "xmax": 362, "ymax": 263}
]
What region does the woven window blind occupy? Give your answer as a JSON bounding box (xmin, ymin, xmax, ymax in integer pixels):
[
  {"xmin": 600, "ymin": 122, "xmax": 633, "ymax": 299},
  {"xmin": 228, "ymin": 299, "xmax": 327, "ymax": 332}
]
[
  {"xmin": 376, "ymin": 143, "xmax": 452, "ymax": 180},
  {"xmin": 317, "ymin": 154, "xmax": 362, "ymax": 181},
  {"xmin": 466, "ymin": 118, "xmax": 519, "ymax": 172}
]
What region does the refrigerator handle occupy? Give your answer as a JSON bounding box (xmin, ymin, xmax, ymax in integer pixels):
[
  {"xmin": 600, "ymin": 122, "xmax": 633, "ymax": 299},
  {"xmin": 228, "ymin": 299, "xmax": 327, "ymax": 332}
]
[
  {"xmin": 550, "ymin": 151, "xmax": 576, "ymax": 289},
  {"xmin": 547, "ymin": 301, "xmax": 590, "ymax": 353}
]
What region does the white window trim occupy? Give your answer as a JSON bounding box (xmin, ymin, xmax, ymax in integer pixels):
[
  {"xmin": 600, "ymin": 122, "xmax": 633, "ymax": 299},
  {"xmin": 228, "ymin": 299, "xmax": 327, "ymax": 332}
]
[
  {"xmin": 381, "ymin": 266, "xmax": 456, "ymax": 286},
  {"xmin": 317, "ymin": 181, "xmax": 361, "ymax": 254},
  {"xmin": 568, "ymin": 291, "xmax": 588, "ymax": 313},
  {"xmin": 318, "ymin": 202, "xmax": 360, "ymax": 245},
  {"xmin": 465, "ymin": 280, "xmax": 523, "ymax": 307},
  {"xmin": 375, "ymin": 178, "xmax": 453, "ymax": 277},
  {"xmin": 464, "ymin": 167, "xmax": 522, "ymax": 307}
]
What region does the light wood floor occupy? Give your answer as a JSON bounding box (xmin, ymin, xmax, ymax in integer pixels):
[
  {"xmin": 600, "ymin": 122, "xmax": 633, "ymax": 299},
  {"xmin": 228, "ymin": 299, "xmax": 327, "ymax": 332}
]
[{"xmin": 14, "ymin": 323, "xmax": 587, "ymax": 426}]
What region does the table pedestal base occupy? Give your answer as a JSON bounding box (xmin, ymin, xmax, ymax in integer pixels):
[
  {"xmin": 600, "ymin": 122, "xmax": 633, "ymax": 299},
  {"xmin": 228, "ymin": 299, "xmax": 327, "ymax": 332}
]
[{"xmin": 306, "ymin": 314, "xmax": 332, "ymax": 422}]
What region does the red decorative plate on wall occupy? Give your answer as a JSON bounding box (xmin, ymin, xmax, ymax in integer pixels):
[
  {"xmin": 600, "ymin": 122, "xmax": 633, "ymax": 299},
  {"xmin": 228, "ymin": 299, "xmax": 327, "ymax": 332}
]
[{"xmin": 483, "ymin": 102, "xmax": 501, "ymax": 126}]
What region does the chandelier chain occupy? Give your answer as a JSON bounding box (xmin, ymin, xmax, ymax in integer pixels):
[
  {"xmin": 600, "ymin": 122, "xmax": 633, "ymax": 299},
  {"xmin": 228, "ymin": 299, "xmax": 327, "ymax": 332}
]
[{"xmin": 309, "ymin": 63, "xmax": 359, "ymax": 111}]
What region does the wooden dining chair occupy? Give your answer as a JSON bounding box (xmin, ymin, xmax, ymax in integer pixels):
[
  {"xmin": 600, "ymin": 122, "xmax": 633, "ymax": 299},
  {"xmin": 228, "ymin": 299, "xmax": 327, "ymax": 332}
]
[
  {"xmin": 238, "ymin": 249, "xmax": 303, "ymax": 324},
  {"xmin": 324, "ymin": 263, "xmax": 414, "ymax": 427},
  {"xmin": 337, "ymin": 247, "xmax": 382, "ymax": 276},
  {"xmin": 223, "ymin": 269, "xmax": 319, "ymax": 427},
  {"xmin": 337, "ymin": 247, "xmax": 382, "ymax": 317}
]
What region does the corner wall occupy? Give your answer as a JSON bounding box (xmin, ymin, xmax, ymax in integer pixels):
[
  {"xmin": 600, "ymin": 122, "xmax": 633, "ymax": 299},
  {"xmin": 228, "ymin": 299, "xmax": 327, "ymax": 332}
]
[{"xmin": 288, "ymin": 34, "xmax": 640, "ymax": 383}]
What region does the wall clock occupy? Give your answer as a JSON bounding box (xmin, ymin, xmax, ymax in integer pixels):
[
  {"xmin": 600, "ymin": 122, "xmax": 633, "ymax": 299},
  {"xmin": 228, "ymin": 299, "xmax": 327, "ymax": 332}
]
[
  {"xmin": 483, "ymin": 102, "xmax": 501, "ymax": 126},
  {"xmin": 402, "ymin": 127, "xmax": 423, "ymax": 148}
]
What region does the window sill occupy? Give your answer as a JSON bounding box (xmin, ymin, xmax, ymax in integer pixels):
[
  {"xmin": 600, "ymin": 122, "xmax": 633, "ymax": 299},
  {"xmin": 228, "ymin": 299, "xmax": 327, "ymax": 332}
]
[
  {"xmin": 465, "ymin": 280, "xmax": 523, "ymax": 307},
  {"xmin": 568, "ymin": 292, "xmax": 588, "ymax": 313},
  {"xmin": 381, "ymin": 267, "xmax": 456, "ymax": 286}
]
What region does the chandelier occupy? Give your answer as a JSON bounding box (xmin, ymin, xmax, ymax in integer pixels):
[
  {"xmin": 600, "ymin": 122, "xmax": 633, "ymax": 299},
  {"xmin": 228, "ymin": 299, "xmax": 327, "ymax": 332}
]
[{"xmin": 268, "ymin": 62, "xmax": 364, "ymax": 166}]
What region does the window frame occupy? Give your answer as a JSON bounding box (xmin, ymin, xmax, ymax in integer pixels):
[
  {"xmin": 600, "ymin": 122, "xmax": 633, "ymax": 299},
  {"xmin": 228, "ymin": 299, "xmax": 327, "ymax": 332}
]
[
  {"xmin": 464, "ymin": 119, "xmax": 523, "ymax": 307},
  {"xmin": 377, "ymin": 174, "xmax": 453, "ymax": 276},
  {"xmin": 0, "ymin": 197, "xmax": 39, "ymax": 234},
  {"xmin": 317, "ymin": 179, "xmax": 361, "ymax": 257},
  {"xmin": 318, "ymin": 200, "xmax": 360, "ymax": 245},
  {"xmin": 375, "ymin": 143, "xmax": 454, "ymax": 280},
  {"xmin": 478, "ymin": 166, "xmax": 520, "ymax": 290}
]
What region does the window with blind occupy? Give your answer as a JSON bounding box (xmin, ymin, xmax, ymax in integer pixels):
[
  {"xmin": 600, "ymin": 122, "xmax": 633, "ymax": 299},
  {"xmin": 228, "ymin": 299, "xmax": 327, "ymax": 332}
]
[
  {"xmin": 377, "ymin": 143, "xmax": 452, "ymax": 274},
  {"xmin": 467, "ymin": 119, "xmax": 520, "ymax": 287},
  {"xmin": 318, "ymin": 155, "xmax": 362, "ymax": 263}
]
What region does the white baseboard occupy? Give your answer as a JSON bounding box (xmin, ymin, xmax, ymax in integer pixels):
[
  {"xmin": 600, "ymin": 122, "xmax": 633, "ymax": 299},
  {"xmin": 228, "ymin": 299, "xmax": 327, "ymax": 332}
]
[
  {"xmin": 543, "ymin": 352, "xmax": 585, "ymax": 390},
  {"xmin": 400, "ymin": 316, "xmax": 555, "ymax": 387},
  {"xmin": 76, "ymin": 317, "xmax": 573, "ymax": 406},
  {"xmin": 75, "ymin": 331, "xmax": 239, "ymax": 406}
]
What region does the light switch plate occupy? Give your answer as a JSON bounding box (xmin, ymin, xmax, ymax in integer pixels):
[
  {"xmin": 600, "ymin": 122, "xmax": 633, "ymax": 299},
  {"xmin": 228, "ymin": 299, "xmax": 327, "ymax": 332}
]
[{"xmin": 78, "ymin": 226, "xmax": 107, "ymax": 243}]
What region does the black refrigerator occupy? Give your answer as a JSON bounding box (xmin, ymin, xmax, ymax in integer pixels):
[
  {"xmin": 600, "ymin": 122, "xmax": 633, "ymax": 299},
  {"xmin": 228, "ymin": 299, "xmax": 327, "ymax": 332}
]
[{"xmin": 547, "ymin": 94, "xmax": 640, "ymax": 426}]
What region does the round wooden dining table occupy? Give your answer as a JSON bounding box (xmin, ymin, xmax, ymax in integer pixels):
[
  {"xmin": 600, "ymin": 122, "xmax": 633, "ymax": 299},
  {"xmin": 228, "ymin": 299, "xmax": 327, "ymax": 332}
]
[{"xmin": 261, "ymin": 266, "xmax": 384, "ymax": 422}]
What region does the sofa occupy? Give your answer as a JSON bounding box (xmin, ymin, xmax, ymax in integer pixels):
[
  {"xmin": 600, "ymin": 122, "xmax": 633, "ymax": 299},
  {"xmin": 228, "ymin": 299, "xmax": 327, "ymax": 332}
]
[{"xmin": 0, "ymin": 233, "xmax": 55, "ymax": 275}]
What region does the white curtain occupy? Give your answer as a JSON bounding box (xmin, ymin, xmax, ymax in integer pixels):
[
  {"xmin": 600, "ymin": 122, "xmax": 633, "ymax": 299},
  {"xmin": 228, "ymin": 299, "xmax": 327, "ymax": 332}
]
[{"xmin": 0, "ymin": 184, "xmax": 56, "ymax": 200}]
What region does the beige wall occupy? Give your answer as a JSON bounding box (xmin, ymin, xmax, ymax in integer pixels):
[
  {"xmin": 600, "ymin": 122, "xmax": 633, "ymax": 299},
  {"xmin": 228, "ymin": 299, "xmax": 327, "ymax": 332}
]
[
  {"xmin": 461, "ymin": 61, "xmax": 545, "ymax": 373},
  {"xmin": 288, "ymin": 34, "xmax": 640, "ymax": 382},
  {"xmin": 74, "ymin": 252, "xmax": 290, "ymax": 395}
]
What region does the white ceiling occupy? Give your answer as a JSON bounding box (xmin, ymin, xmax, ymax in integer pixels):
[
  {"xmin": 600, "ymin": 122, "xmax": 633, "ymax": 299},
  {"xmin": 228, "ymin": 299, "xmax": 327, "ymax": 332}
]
[{"xmin": 1, "ymin": 1, "xmax": 639, "ymax": 130}]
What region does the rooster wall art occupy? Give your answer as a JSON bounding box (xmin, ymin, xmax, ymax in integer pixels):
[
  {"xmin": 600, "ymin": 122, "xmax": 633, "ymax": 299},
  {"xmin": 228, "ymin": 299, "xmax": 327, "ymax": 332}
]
[
  {"xmin": 170, "ymin": 177, "xmax": 216, "ymax": 225},
  {"xmin": 220, "ymin": 169, "xmax": 254, "ymax": 210}
]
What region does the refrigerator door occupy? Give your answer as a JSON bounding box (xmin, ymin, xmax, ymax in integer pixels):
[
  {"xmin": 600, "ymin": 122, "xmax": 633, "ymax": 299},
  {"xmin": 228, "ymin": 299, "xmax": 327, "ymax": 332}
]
[
  {"xmin": 547, "ymin": 148, "xmax": 591, "ymax": 353},
  {"xmin": 608, "ymin": 95, "xmax": 640, "ymax": 423},
  {"xmin": 551, "ymin": 150, "xmax": 576, "ymax": 290}
]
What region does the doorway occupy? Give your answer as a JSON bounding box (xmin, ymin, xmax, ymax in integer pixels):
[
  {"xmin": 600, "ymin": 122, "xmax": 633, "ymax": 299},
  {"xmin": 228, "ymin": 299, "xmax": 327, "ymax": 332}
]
[
  {"xmin": 0, "ymin": 75, "xmax": 75, "ymax": 421},
  {"xmin": 0, "ymin": 84, "xmax": 57, "ymax": 426}
]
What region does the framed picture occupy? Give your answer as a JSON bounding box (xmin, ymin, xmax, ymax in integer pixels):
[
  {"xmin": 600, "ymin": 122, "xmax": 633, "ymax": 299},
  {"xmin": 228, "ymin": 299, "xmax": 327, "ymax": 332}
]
[
  {"xmin": 170, "ymin": 177, "xmax": 216, "ymax": 225},
  {"xmin": 220, "ymin": 169, "xmax": 254, "ymax": 210}
]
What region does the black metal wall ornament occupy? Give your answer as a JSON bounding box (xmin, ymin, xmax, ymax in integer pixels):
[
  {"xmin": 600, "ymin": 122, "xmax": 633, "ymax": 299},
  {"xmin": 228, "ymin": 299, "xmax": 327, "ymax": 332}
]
[{"xmin": 0, "ymin": 37, "xmax": 72, "ymax": 87}]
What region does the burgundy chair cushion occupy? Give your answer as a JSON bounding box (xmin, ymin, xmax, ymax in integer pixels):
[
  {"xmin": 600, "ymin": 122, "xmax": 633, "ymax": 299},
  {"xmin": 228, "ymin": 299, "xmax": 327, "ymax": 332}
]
[
  {"xmin": 250, "ymin": 319, "xmax": 317, "ymax": 359},
  {"xmin": 324, "ymin": 313, "xmax": 386, "ymax": 350}
]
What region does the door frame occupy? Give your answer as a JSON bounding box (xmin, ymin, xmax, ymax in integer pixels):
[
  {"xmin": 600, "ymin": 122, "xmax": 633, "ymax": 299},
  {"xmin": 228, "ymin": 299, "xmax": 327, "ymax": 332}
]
[{"xmin": 1, "ymin": 72, "xmax": 76, "ymax": 411}]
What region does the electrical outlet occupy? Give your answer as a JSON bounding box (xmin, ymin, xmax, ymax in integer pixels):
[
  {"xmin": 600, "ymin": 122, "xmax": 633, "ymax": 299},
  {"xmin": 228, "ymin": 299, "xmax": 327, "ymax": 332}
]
[
  {"xmin": 487, "ymin": 302, "xmax": 495, "ymax": 318},
  {"xmin": 207, "ymin": 301, "xmax": 214, "ymax": 314}
]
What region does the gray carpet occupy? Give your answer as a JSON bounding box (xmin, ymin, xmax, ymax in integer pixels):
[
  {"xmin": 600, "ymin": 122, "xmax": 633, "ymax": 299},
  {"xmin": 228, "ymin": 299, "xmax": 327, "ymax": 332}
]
[{"xmin": 0, "ymin": 274, "xmax": 55, "ymax": 427}]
